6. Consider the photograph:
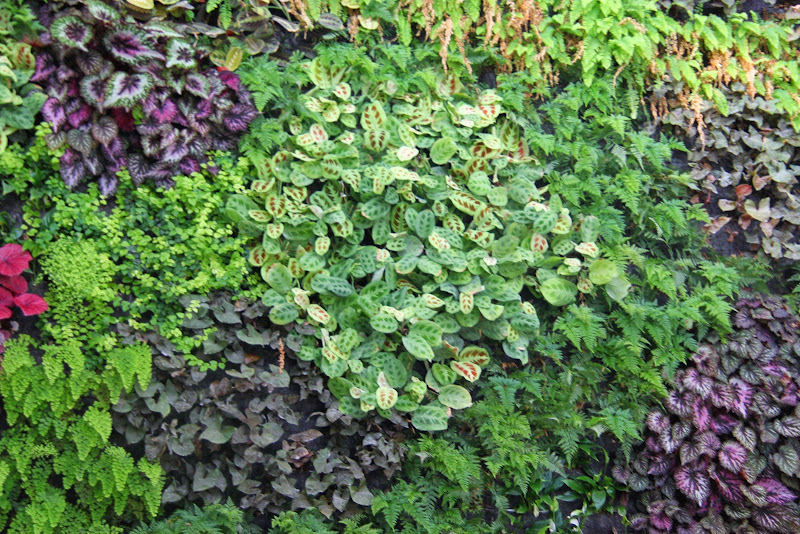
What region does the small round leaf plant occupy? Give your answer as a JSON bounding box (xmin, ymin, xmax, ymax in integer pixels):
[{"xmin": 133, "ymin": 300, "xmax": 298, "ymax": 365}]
[
  {"xmin": 228, "ymin": 54, "xmax": 629, "ymax": 431},
  {"xmin": 0, "ymin": 244, "xmax": 48, "ymax": 352},
  {"xmin": 614, "ymin": 294, "xmax": 800, "ymax": 534}
]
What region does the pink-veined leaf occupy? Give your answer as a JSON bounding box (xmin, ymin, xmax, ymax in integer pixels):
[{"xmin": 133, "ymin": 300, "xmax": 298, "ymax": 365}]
[
  {"xmin": 13, "ymin": 293, "xmax": 48, "ymax": 316},
  {"xmin": 0, "ymin": 244, "xmax": 32, "ymax": 276}
]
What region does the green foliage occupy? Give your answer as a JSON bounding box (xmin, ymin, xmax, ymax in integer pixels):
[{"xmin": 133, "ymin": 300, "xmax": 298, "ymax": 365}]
[
  {"xmin": 0, "ymin": 0, "xmax": 45, "ymax": 152},
  {"xmin": 131, "ymin": 501, "xmax": 256, "ymax": 533},
  {"xmin": 0, "ymin": 336, "xmax": 161, "ymax": 534},
  {"xmin": 26, "ymin": 154, "xmax": 257, "ymax": 354},
  {"xmin": 234, "ymin": 46, "xmax": 628, "ymax": 429}
]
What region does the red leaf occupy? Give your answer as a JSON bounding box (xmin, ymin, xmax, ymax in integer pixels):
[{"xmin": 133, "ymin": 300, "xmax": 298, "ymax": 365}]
[
  {"xmin": 0, "ymin": 306, "xmax": 12, "ymax": 319},
  {"xmin": 13, "ymin": 293, "xmax": 48, "ymax": 316},
  {"xmin": 0, "ymin": 274, "xmax": 28, "ymax": 294},
  {"xmin": 0, "ymin": 244, "xmax": 32, "ymax": 276},
  {"xmin": 736, "ymin": 184, "xmax": 753, "ymax": 198},
  {"xmin": 0, "ymin": 287, "xmax": 12, "ymax": 307}
]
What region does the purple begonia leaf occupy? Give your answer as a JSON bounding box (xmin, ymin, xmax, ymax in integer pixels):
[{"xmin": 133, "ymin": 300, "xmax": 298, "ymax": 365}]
[
  {"xmin": 164, "ymin": 70, "xmax": 186, "ymax": 94},
  {"xmin": 718, "ymin": 441, "xmax": 748, "ymax": 472},
  {"xmin": 218, "ymin": 70, "xmax": 241, "ymax": 91},
  {"xmin": 154, "ymin": 176, "xmax": 175, "ymax": 189},
  {"xmin": 32, "ymin": 54, "xmax": 56, "ymax": 83},
  {"xmin": 104, "ymin": 72, "xmax": 153, "ymax": 109},
  {"xmin": 98, "ymin": 174, "xmax": 118, "ymax": 197},
  {"xmin": 733, "ymin": 424, "xmax": 757, "ymax": 452},
  {"xmin": 710, "ymin": 383, "xmax": 734, "ymax": 409},
  {"xmin": 83, "ymin": 153, "xmax": 103, "ymax": 176},
  {"xmin": 756, "ymin": 478, "xmax": 797, "ymax": 505},
  {"xmin": 742, "ymin": 484, "xmax": 769, "ymax": 507},
  {"xmin": 775, "ymin": 416, "xmax": 800, "ymax": 438},
  {"xmin": 660, "ymin": 421, "xmax": 691, "ymax": 454},
  {"xmin": 162, "ymin": 141, "xmax": 189, "ymax": 163},
  {"xmin": 647, "ymin": 411, "xmax": 670, "ymax": 434},
  {"xmin": 675, "ymin": 465, "xmax": 710, "ymax": 505},
  {"xmin": 650, "ymin": 513, "xmax": 672, "ymax": 532},
  {"xmin": 152, "ymin": 99, "xmax": 178, "ymax": 124},
  {"xmin": 185, "ymin": 135, "xmax": 209, "ymax": 156},
  {"xmin": 212, "ymin": 136, "xmax": 236, "ymax": 151},
  {"xmin": 92, "ymin": 116, "xmax": 118, "ymax": 145},
  {"xmin": 45, "ymin": 131, "xmax": 67, "ymax": 151},
  {"xmin": 752, "ymin": 506, "xmax": 792, "ymax": 533},
  {"xmin": 67, "ymin": 129, "xmax": 94, "ymax": 156},
  {"xmin": 667, "ymin": 389, "xmax": 695, "ymax": 418},
  {"xmin": 86, "ymin": 0, "xmax": 120, "ymax": 25},
  {"xmin": 194, "ymin": 99, "xmax": 212, "ymax": 119},
  {"xmin": 81, "ymin": 75, "xmax": 107, "ymax": 107},
  {"xmin": 224, "ymin": 103, "xmax": 258, "ymax": 132},
  {"xmin": 693, "ymin": 398, "xmax": 711, "ymax": 431},
  {"xmin": 214, "ymin": 95, "xmax": 234, "ymax": 112},
  {"xmin": 710, "ymin": 468, "xmax": 746, "ymax": 505},
  {"xmin": 50, "ymin": 16, "xmax": 94, "ymax": 51},
  {"xmin": 729, "ymin": 378, "xmax": 753, "ymax": 417},
  {"xmin": 104, "ymin": 27, "xmax": 165, "ymax": 65},
  {"xmin": 111, "ymin": 108, "xmax": 136, "ymax": 132},
  {"xmin": 158, "ymin": 129, "xmax": 179, "ymax": 151},
  {"xmin": 680, "ymin": 441, "xmax": 702, "ymax": 464},
  {"xmin": 734, "ymin": 309, "xmax": 756, "ymax": 329},
  {"xmin": 68, "ymin": 104, "xmax": 92, "ymax": 129},
  {"xmin": 66, "ymin": 80, "xmax": 80, "ymax": 99},
  {"xmin": 42, "ymin": 98, "xmax": 66, "ymax": 131},
  {"xmin": 127, "ymin": 154, "xmax": 149, "ymax": 185},
  {"xmin": 60, "ymin": 153, "xmax": 86, "ymax": 188},
  {"xmin": 76, "ymin": 50, "xmax": 104, "ymax": 76},
  {"xmin": 56, "ymin": 65, "xmax": 77, "ymax": 84},
  {"xmin": 179, "ymin": 157, "xmax": 200, "ymax": 175},
  {"xmin": 683, "ymin": 368, "xmax": 714, "ymax": 398},
  {"xmin": 165, "ymin": 39, "xmax": 197, "ymax": 69},
  {"xmin": 647, "ymin": 456, "xmax": 671, "ymax": 476},
  {"xmin": 189, "ymin": 114, "xmax": 211, "ymax": 136},
  {"xmin": 141, "ymin": 135, "xmax": 159, "ymax": 157},
  {"xmin": 696, "ymin": 431, "xmax": 721, "ymax": 455},
  {"xmin": 780, "ymin": 383, "xmax": 799, "ymax": 406},
  {"xmin": 184, "ymin": 73, "xmax": 211, "ymax": 99},
  {"xmin": 710, "ymin": 413, "xmax": 739, "ymax": 434},
  {"xmin": 137, "ymin": 115, "xmax": 168, "ymax": 136}
]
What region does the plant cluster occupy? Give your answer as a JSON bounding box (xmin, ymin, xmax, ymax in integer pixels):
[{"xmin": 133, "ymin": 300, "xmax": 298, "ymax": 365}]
[
  {"xmin": 234, "ymin": 47, "xmax": 629, "ymax": 431},
  {"xmin": 131, "ymin": 500, "xmax": 257, "ymax": 534},
  {"xmin": 34, "ymin": 0, "xmax": 257, "ymax": 194},
  {"xmin": 0, "ymin": 238, "xmax": 163, "ymax": 534},
  {"xmin": 652, "ymin": 81, "xmax": 800, "ymax": 260},
  {"xmin": 24, "ymin": 153, "xmax": 255, "ymax": 351},
  {"xmin": 0, "ymin": 0, "xmax": 46, "ymax": 152},
  {"xmin": 111, "ymin": 292, "xmax": 406, "ymax": 521},
  {"xmin": 614, "ymin": 294, "xmax": 800, "ymax": 533},
  {"xmin": 0, "ymin": 243, "xmax": 47, "ymax": 353}
]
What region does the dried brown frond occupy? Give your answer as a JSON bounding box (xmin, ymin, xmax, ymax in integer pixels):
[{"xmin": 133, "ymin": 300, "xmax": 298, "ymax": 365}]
[
  {"xmin": 422, "ymin": 0, "xmax": 435, "ymax": 39},
  {"xmin": 431, "ymin": 17, "xmax": 454, "ymax": 71},
  {"xmin": 569, "ymin": 40, "xmax": 584, "ymax": 65},
  {"xmin": 483, "ymin": 0, "xmax": 496, "ymax": 46},
  {"xmin": 348, "ymin": 11, "xmax": 359, "ymax": 41},
  {"xmin": 278, "ymin": 338, "xmax": 286, "ymax": 373},
  {"xmin": 612, "ymin": 63, "xmax": 627, "ymax": 87},
  {"xmin": 618, "ymin": 17, "xmax": 646, "ymax": 33},
  {"xmin": 457, "ymin": 15, "xmax": 472, "ymax": 74}
]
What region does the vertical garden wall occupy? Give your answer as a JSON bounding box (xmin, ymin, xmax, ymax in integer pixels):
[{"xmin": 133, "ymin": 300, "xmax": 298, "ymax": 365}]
[{"xmin": 0, "ymin": 0, "xmax": 799, "ymax": 532}]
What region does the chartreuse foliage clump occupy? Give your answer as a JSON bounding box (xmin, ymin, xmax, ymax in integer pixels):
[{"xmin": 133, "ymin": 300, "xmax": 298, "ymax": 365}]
[
  {"xmin": 233, "ymin": 45, "xmax": 629, "ymax": 431},
  {"xmin": 23, "ymin": 153, "xmax": 255, "ymax": 355},
  {"xmin": 0, "ymin": 238, "xmax": 163, "ymax": 533},
  {"xmin": 615, "ymin": 295, "xmax": 800, "ymax": 533}
]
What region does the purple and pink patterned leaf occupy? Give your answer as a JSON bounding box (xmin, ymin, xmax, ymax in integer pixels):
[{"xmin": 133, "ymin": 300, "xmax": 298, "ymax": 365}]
[
  {"xmin": 218, "ymin": 70, "xmax": 241, "ymax": 91},
  {"xmin": 165, "ymin": 39, "xmax": 197, "ymax": 69},
  {"xmin": 718, "ymin": 441, "xmax": 748, "ymax": 472},
  {"xmin": 184, "ymin": 73, "xmax": 211, "ymax": 99},
  {"xmin": 675, "ymin": 465, "xmax": 710, "ymax": 505},
  {"xmin": 104, "ymin": 72, "xmax": 153, "ymax": 108},
  {"xmin": 81, "ymin": 75, "xmax": 107, "ymax": 107},
  {"xmin": 223, "ymin": 103, "xmax": 258, "ymax": 132},
  {"xmin": 41, "ymin": 98, "xmax": 66, "ymax": 131},
  {"xmin": 68, "ymin": 104, "xmax": 92, "ymax": 129},
  {"xmin": 104, "ymin": 27, "xmax": 165, "ymax": 65},
  {"xmin": 59, "ymin": 153, "xmax": 87, "ymax": 188},
  {"xmin": 50, "ymin": 16, "xmax": 94, "ymax": 51},
  {"xmin": 151, "ymin": 99, "xmax": 178, "ymax": 124},
  {"xmin": 98, "ymin": 174, "xmax": 118, "ymax": 197},
  {"xmin": 756, "ymin": 478, "xmax": 797, "ymax": 505},
  {"xmin": 32, "ymin": 54, "xmax": 56, "ymax": 83},
  {"xmin": 91, "ymin": 116, "xmax": 118, "ymax": 146},
  {"xmin": 729, "ymin": 378, "xmax": 753, "ymax": 417}
]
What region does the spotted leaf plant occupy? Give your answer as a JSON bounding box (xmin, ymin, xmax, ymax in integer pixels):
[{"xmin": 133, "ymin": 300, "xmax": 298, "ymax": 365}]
[
  {"xmin": 34, "ymin": 0, "xmax": 257, "ymax": 195},
  {"xmin": 229, "ymin": 53, "xmax": 629, "ymax": 431}
]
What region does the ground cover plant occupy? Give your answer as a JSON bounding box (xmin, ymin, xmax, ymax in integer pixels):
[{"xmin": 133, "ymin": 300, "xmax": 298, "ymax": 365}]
[{"xmin": 1, "ymin": 0, "xmax": 800, "ymax": 532}]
